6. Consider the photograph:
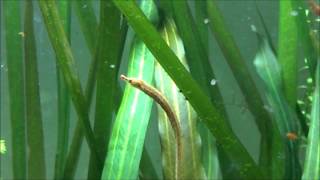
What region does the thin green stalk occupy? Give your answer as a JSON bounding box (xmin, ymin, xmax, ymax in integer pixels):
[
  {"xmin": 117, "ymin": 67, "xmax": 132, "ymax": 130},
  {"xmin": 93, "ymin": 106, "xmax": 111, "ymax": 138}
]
[
  {"xmin": 38, "ymin": 0, "xmax": 102, "ymax": 171},
  {"xmin": 139, "ymin": 146, "xmax": 159, "ymax": 179},
  {"xmin": 154, "ymin": 19, "xmax": 206, "ymax": 179},
  {"xmin": 24, "ymin": 1, "xmax": 46, "ymax": 179},
  {"xmin": 54, "ymin": 1, "xmax": 71, "ymax": 179},
  {"xmin": 3, "ymin": 1, "xmax": 26, "ymax": 178},
  {"xmin": 291, "ymin": 0, "xmax": 318, "ymax": 79},
  {"xmin": 64, "ymin": 1, "xmax": 98, "ymax": 177},
  {"xmin": 206, "ymin": 0, "xmax": 272, "ymax": 138},
  {"xmin": 170, "ymin": 3, "xmax": 231, "ymax": 178},
  {"xmin": 102, "ymin": 1, "xmax": 159, "ymax": 179},
  {"xmin": 302, "ymin": 62, "xmax": 320, "ymax": 179},
  {"xmin": 254, "ymin": 36, "xmax": 300, "ymax": 179},
  {"xmin": 87, "ymin": 1, "xmax": 121, "ymax": 178},
  {"xmin": 64, "ymin": 1, "xmax": 128, "ymax": 178},
  {"xmin": 206, "ymin": 1, "xmax": 278, "ymax": 176},
  {"xmin": 113, "ymin": 1, "xmax": 262, "ymax": 178},
  {"xmin": 278, "ymin": 0, "xmax": 299, "ymax": 107},
  {"xmin": 73, "ymin": 0, "xmax": 97, "ymax": 54},
  {"xmin": 195, "ymin": 0, "xmax": 209, "ymax": 54}
]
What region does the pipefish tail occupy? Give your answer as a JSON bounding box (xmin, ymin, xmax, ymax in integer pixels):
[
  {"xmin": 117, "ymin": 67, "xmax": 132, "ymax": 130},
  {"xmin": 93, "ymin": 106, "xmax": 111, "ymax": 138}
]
[{"xmin": 120, "ymin": 74, "xmax": 182, "ymax": 179}]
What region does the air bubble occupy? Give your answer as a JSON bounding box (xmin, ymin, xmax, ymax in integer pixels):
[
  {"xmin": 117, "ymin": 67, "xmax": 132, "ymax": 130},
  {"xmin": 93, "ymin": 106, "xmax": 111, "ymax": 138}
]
[
  {"xmin": 290, "ymin": 10, "xmax": 298, "ymax": 16},
  {"xmin": 210, "ymin": 79, "xmax": 217, "ymax": 86},
  {"xmin": 203, "ymin": 18, "xmax": 210, "ymax": 24}
]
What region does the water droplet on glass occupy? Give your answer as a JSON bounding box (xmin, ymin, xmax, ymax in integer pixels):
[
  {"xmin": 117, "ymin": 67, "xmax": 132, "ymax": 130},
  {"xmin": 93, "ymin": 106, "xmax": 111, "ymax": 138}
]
[
  {"xmin": 203, "ymin": 18, "xmax": 210, "ymax": 24},
  {"xmin": 109, "ymin": 64, "xmax": 115, "ymax": 69},
  {"xmin": 250, "ymin": 24, "xmax": 257, "ymax": 32},
  {"xmin": 290, "ymin": 10, "xmax": 298, "ymax": 16},
  {"xmin": 210, "ymin": 79, "xmax": 217, "ymax": 86}
]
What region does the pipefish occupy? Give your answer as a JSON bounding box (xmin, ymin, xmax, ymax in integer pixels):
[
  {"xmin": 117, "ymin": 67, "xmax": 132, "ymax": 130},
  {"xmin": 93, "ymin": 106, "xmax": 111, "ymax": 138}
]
[{"xmin": 120, "ymin": 74, "xmax": 182, "ymax": 180}]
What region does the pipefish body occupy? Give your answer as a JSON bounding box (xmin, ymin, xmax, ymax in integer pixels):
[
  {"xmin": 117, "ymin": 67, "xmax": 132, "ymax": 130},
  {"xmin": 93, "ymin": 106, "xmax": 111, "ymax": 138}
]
[{"xmin": 120, "ymin": 74, "xmax": 182, "ymax": 180}]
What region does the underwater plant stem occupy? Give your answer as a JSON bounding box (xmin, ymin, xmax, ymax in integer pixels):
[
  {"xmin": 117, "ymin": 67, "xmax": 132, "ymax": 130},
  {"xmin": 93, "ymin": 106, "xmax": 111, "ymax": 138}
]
[
  {"xmin": 54, "ymin": 1, "xmax": 71, "ymax": 179},
  {"xmin": 113, "ymin": 0, "xmax": 262, "ymax": 178},
  {"xmin": 38, "ymin": 0, "xmax": 102, "ymax": 170},
  {"xmin": 24, "ymin": 1, "xmax": 47, "ymax": 179},
  {"xmin": 3, "ymin": 1, "xmax": 27, "ymax": 178},
  {"xmin": 278, "ymin": 0, "xmax": 299, "ymax": 107},
  {"xmin": 120, "ymin": 75, "xmax": 182, "ymax": 180},
  {"xmin": 87, "ymin": 1, "xmax": 121, "ymax": 178},
  {"xmin": 73, "ymin": 0, "xmax": 97, "ymax": 54}
]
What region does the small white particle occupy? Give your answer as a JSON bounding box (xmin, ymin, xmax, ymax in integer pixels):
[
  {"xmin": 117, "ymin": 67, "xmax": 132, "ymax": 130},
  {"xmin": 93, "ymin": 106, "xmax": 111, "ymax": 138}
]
[
  {"xmin": 109, "ymin": 64, "xmax": 115, "ymax": 69},
  {"xmin": 290, "ymin": 10, "xmax": 298, "ymax": 16},
  {"xmin": 82, "ymin": 4, "xmax": 88, "ymax": 9},
  {"xmin": 250, "ymin": 24, "xmax": 257, "ymax": 32},
  {"xmin": 210, "ymin": 79, "xmax": 217, "ymax": 86},
  {"xmin": 203, "ymin": 18, "xmax": 210, "ymax": 24},
  {"xmin": 297, "ymin": 100, "xmax": 305, "ymax": 105},
  {"xmin": 307, "ymin": 78, "xmax": 313, "ymax": 84},
  {"xmin": 0, "ymin": 64, "xmax": 4, "ymax": 68},
  {"xmin": 263, "ymin": 105, "xmax": 273, "ymax": 113},
  {"xmin": 18, "ymin": 32, "xmax": 25, "ymax": 37},
  {"xmin": 305, "ymin": 9, "xmax": 309, "ymax": 16}
]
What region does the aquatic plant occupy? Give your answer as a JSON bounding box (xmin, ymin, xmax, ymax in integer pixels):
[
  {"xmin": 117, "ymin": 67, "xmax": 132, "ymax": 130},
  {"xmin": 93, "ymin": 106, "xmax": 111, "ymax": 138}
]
[{"xmin": 1, "ymin": 0, "xmax": 319, "ymax": 179}]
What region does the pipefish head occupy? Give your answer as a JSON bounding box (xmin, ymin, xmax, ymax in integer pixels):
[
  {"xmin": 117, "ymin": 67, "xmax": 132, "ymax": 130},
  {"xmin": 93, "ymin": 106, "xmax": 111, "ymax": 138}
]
[{"xmin": 120, "ymin": 74, "xmax": 143, "ymax": 88}]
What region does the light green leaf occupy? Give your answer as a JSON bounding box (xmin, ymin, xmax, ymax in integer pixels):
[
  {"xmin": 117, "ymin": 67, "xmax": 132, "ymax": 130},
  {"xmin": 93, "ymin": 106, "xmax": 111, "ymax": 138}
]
[
  {"xmin": 102, "ymin": 1, "xmax": 159, "ymax": 179},
  {"xmin": 254, "ymin": 36, "xmax": 301, "ymax": 179},
  {"xmin": 302, "ymin": 62, "xmax": 320, "ymax": 180},
  {"xmin": 155, "ymin": 19, "xmax": 206, "ymax": 180}
]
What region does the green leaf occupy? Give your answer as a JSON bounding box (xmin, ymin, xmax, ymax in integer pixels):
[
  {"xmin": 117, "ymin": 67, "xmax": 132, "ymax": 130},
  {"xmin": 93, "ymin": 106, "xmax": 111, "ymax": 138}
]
[
  {"xmin": 64, "ymin": 0, "xmax": 99, "ymax": 177},
  {"xmin": 154, "ymin": 19, "xmax": 206, "ymax": 179},
  {"xmin": 302, "ymin": 62, "xmax": 320, "ymax": 179},
  {"xmin": 38, "ymin": 0, "xmax": 102, "ymax": 171},
  {"xmin": 87, "ymin": 1, "xmax": 121, "ymax": 178},
  {"xmin": 278, "ymin": 0, "xmax": 299, "ymax": 107},
  {"xmin": 24, "ymin": 1, "xmax": 46, "ymax": 179},
  {"xmin": 73, "ymin": 0, "xmax": 97, "ymax": 55},
  {"xmin": 291, "ymin": 0, "xmax": 318, "ymax": 78},
  {"xmin": 113, "ymin": 0, "xmax": 261, "ymax": 178},
  {"xmin": 3, "ymin": 1, "xmax": 27, "ymax": 178},
  {"xmin": 54, "ymin": 1, "xmax": 71, "ymax": 179},
  {"xmin": 254, "ymin": 36, "xmax": 301, "ymax": 179},
  {"xmin": 139, "ymin": 146, "xmax": 160, "ymax": 180},
  {"xmin": 206, "ymin": 0, "xmax": 273, "ymax": 133},
  {"xmin": 102, "ymin": 1, "xmax": 159, "ymax": 179}
]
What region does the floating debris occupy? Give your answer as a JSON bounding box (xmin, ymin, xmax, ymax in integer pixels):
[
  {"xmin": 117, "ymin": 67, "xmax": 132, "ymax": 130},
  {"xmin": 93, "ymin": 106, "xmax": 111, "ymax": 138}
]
[
  {"xmin": 0, "ymin": 140, "xmax": 6, "ymax": 154},
  {"xmin": 203, "ymin": 18, "xmax": 210, "ymax": 24},
  {"xmin": 18, "ymin": 32, "xmax": 25, "ymax": 37},
  {"xmin": 250, "ymin": 24, "xmax": 257, "ymax": 32},
  {"xmin": 290, "ymin": 10, "xmax": 298, "ymax": 16},
  {"xmin": 210, "ymin": 79, "xmax": 217, "ymax": 86}
]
